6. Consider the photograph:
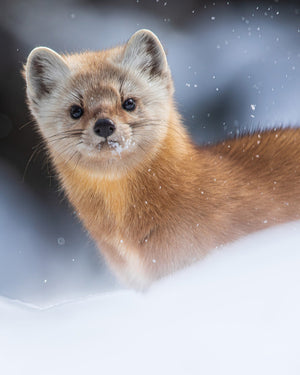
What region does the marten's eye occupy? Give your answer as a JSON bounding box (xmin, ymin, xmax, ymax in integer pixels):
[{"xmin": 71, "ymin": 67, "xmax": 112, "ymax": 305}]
[
  {"xmin": 122, "ymin": 98, "xmax": 136, "ymax": 112},
  {"xmin": 70, "ymin": 105, "xmax": 84, "ymax": 119}
]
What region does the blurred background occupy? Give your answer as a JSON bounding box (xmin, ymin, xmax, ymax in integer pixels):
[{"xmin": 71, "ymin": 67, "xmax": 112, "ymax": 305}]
[{"xmin": 0, "ymin": 0, "xmax": 299, "ymax": 306}]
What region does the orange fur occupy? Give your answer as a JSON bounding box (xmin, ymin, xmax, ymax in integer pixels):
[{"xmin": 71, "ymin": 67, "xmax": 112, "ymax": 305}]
[
  {"xmin": 55, "ymin": 123, "xmax": 300, "ymax": 287},
  {"xmin": 24, "ymin": 30, "xmax": 300, "ymax": 288}
]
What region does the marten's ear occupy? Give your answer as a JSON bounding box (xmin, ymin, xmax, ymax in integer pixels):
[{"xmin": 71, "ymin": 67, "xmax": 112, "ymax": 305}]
[
  {"xmin": 25, "ymin": 47, "xmax": 69, "ymax": 101},
  {"xmin": 122, "ymin": 29, "xmax": 169, "ymax": 78}
]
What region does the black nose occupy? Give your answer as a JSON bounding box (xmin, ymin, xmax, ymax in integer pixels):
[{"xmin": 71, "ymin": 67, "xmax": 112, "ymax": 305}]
[{"xmin": 93, "ymin": 118, "xmax": 116, "ymax": 138}]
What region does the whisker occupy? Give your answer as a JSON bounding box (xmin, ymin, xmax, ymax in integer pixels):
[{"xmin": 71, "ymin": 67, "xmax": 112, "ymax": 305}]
[
  {"xmin": 44, "ymin": 133, "xmax": 83, "ymax": 144},
  {"xmin": 22, "ymin": 146, "xmax": 42, "ymax": 182},
  {"xmin": 69, "ymin": 148, "xmax": 82, "ymax": 176},
  {"xmin": 56, "ymin": 143, "xmax": 77, "ymax": 158},
  {"xmin": 41, "ymin": 150, "xmax": 52, "ymax": 171},
  {"xmin": 46, "ymin": 136, "xmax": 82, "ymax": 144},
  {"xmin": 19, "ymin": 119, "xmax": 35, "ymax": 130},
  {"xmin": 46, "ymin": 130, "xmax": 84, "ymax": 139},
  {"xmin": 23, "ymin": 128, "xmax": 84, "ymax": 180}
]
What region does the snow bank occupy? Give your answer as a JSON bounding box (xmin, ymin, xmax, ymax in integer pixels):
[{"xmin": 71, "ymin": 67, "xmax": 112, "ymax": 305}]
[{"xmin": 1, "ymin": 221, "xmax": 300, "ymax": 375}]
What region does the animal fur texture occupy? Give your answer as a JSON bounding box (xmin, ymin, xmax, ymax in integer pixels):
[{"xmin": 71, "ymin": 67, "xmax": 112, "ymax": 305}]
[{"xmin": 24, "ymin": 29, "xmax": 300, "ymax": 288}]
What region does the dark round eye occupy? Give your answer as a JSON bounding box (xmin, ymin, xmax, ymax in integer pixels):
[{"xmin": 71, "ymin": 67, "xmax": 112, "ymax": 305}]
[
  {"xmin": 70, "ymin": 105, "xmax": 84, "ymax": 119},
  {"xmin": 122, "ymin": 98, "xmax": 136, "ymax": 111}
]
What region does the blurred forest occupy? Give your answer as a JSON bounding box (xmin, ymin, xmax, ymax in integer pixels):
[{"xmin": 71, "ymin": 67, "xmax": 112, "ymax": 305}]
[{"xmin": 0, "ymin": 0, "xmax": 299, "ymax": 305}]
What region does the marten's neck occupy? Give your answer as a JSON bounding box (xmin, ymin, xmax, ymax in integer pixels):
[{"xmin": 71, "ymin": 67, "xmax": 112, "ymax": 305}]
[{"xmin": 55, "ymin": 113, "xmax": 192, "ymax": 230}]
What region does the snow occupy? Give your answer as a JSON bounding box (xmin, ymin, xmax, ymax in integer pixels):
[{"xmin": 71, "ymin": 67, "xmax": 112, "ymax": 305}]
[
  {"xmin": 1, "ymin": 221, "xmax": 300, "ymax": 375},
  {"xmin": 107, "ymin": 137, "xmax": 132, "ymax": 156}
]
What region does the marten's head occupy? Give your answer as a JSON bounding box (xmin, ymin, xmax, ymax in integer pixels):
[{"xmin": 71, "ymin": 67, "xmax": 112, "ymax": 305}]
[{"xmin": 24, "ymin": 30, "xmax": 175, "ymax": 178}]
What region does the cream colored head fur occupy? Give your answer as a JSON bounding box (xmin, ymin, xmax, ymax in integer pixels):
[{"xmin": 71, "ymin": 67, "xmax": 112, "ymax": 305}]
[{"xmin": 25, "ymin": 29, "xmax": 175, "ymax": 179}]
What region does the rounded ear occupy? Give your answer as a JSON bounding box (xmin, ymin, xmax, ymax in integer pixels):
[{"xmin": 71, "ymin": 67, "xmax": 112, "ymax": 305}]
[
  {"xmin": 122, "ymin": 29, "xmax": 169, "ymax": 78},
  {"xmin": 25, "ymin": 47, "xmax": 69, "ymax": 101}
]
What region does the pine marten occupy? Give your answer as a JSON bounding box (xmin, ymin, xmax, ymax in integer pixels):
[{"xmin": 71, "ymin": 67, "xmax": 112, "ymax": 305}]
[{"xmin": 24, "ymin": 29, "xmax": 300, "ymax": 288}]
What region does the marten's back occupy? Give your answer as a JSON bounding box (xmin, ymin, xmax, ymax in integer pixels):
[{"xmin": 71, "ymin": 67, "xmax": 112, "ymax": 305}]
[{"xmin": 193, "ymin": 127, "xmax": 300, "ymax": 238}]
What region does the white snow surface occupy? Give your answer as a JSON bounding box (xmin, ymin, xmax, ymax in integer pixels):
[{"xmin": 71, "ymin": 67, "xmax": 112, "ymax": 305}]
[{"xmin": 1, "ymin": 221, "xmax": 300, "ymax": 375}]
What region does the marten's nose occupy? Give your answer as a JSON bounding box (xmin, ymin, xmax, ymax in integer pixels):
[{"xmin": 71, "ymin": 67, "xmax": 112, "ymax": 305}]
[{"xmin": 93, "ymin": 118, "xmax": 116, "ymax": 138}]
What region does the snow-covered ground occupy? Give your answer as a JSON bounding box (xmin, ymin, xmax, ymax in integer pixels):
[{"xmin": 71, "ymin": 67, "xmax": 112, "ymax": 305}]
[{"xmin": 1, "ymin": 221, "xmax": 300, "ymax": 375}]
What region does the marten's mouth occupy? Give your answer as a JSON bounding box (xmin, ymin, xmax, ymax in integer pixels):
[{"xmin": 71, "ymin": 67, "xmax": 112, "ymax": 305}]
[{"xmin": 95, "ymin": 138, "xmax": 132, "ymax": 156}]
